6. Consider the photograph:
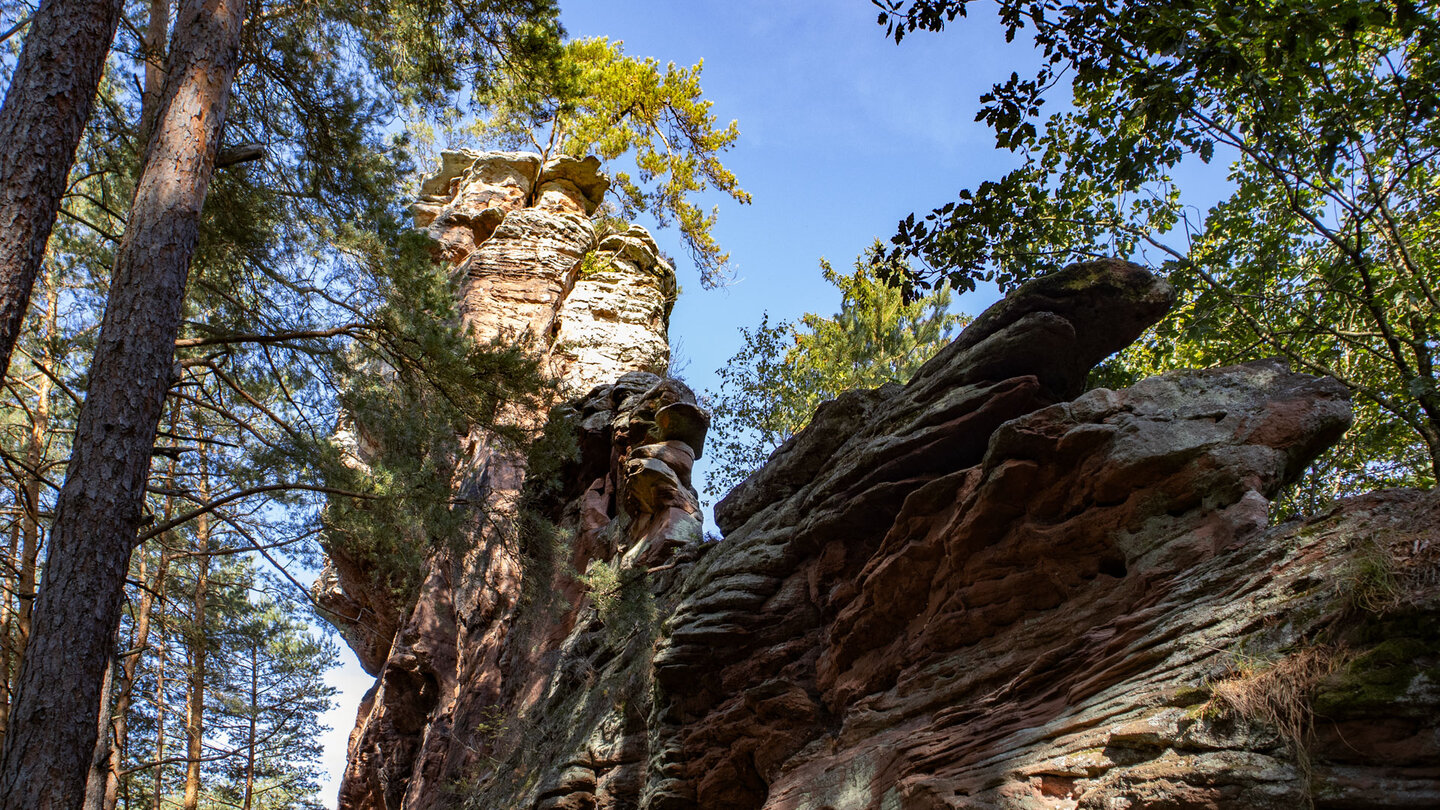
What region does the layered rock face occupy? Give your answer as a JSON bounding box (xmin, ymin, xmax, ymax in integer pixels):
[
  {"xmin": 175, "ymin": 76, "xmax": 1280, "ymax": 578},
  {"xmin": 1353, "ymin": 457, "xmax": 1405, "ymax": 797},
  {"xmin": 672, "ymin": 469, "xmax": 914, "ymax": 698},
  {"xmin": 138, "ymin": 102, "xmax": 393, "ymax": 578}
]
[{"xmin": 329, "ymin": 241, "xmax": 1440, "ymax": 809}]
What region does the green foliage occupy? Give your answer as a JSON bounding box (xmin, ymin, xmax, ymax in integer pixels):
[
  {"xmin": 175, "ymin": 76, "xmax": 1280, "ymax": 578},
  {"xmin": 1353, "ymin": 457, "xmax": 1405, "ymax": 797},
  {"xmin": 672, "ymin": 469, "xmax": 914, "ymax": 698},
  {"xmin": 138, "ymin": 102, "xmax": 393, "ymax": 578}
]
[
  {"xmin": 876, "ymin": 0, "xmax": 1440, "ymax": 496},
  {"xmin": 472, "ymin": 705, "xmax": 510, "ymax": 743},
  {"xmin": 210, "ymin": 591, "xmax": 338, "ymax": 810},
  {"xmin": 337, "ymin": 0, "xmax": 564, "ymax": 111},
  {"xmin": 705, "ymin": 314, "xmax": 799, "ymax": 493},
  {"xmin": 577, "ymin": 557, "xmax": 656, "ymax": 650},
  {"xmin": 707, "ymin": 242, "xmax": 966, "ymax": 495},
  {"xmin": 473, "ymin": 36, "xmax": 751, "ymax": 286},
  {"xmin": 511, "ymin": 510, "xmax": 573, "ymax": 638},
  {"xmin": 317, "ymin": 234, "xmax": 552, "ymax": 602},
  {"xmin": 794, "ymin": 245, "xmax": 968, "ymax": 402},
  {"xmin": 578, "ymin": 559, "xmax": 623, "ymax": 621},
  {"xmin": 521, "ymin": 404, "xmax": 583, "ymax": 515},
  {"xmin": 116, "ymin": 555, "xmax": 336, "ymax": 810},
  {"xmin": 3, "ymin": 0, "xmax": 570, "ymax": 605}
]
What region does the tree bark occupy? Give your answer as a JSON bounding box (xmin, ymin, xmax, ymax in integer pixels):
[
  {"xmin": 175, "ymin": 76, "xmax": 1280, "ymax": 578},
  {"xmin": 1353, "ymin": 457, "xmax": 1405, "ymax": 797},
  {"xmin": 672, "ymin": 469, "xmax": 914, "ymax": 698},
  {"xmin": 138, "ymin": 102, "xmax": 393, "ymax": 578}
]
[
  {"xmin": 0, "ymin": 520, "xmax": 17, "ymax": 746},
  {"xmin": 101, "ymin": 425, "xmax": 181, "ymax": 810},
  {"xmin": 0, "ymin": 0, "xmax": 125, "ymax": 379},
  {"xmin": 140, "ymin": 0, "xmax": 172, "ymax": 146},
  {"xmin": 151, "ymin": 626, "xmax": 167, "ymax": 810},
  {"xmin": 82, "ymin": 657, "xmax": 116, "ymax": 810},
  {"xmin": 13, "ymin": 275, "xmax": 57, "ymax": 657},
  {"xmin": 0, "ymin": 0, "xmax": 247, "ymax": 804}
]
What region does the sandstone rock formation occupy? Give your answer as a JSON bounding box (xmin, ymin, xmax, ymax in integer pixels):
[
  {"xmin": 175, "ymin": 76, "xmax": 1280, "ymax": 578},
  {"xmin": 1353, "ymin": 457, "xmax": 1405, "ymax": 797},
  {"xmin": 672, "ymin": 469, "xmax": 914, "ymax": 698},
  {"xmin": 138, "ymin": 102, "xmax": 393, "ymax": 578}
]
[
  {"xmin": 313, "ymin": 151, "xmax": 681, "ymax": 809},
  {"xmin": 325, "ymin": 213, "xmax": 1440, "ymax": 808},
  {"xmin": 553, "ymin": 226, "xmax": 677, "ymax": 395},
  {"xmin": 411, "ymin": 148, "xmax": 671, "ymax": 378}
]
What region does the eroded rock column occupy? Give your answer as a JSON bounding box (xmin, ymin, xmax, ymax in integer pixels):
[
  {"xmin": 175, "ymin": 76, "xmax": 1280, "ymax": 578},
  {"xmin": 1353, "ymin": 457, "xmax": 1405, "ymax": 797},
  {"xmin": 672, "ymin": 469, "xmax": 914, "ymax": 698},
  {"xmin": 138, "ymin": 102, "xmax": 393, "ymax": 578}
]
[{"xmin": 317, "ymin": 150, "xmax": 681, "ymax": 810}]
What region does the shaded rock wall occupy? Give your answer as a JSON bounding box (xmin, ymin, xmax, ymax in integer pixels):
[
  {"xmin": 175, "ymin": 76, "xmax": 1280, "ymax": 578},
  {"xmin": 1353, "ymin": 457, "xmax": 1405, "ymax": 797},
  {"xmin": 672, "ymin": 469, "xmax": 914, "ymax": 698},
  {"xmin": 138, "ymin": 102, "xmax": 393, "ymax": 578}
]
[{"xmin": 329, "ymin": 213, "xmax": 1440, "ymax": 808}]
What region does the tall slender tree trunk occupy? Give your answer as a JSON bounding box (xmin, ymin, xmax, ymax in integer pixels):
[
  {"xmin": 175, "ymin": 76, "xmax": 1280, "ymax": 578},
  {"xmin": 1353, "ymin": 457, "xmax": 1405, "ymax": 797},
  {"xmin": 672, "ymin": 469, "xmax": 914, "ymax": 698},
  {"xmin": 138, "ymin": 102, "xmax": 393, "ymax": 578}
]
[
  {"xmin": 180, "ymin": 498, "xmax": 210, "ymax": 810},
  {"xmin": 0, "ymin": 520, "xmax": 18, "ymax": 746},
  {"xmin": 0, "ymin": 0, "xmax": 125, "ymax": 378},
  {"xmin": 151, "ymin": 625, "xmax": 167, "ymax": 810},
  {"xmin": 13, "ymin": 275, "xmax": 56, "ymax": 652},
  {"xmin": 12, "ymin": 353, "xmax": 52, "ymax": 655},
  {"xmin": 241, "ymin": 635, "xmax": 257, "ymax": 810},
  {"xmin": 0, "ymin": 0, "xmax": 248, "ymax": 804},
  {"xmin": 141, "ymin": 0, "xmax": 173, "ymax": 146},
  {"xmin": 95, "ymin": 545, "xmax": 170, "ymax": 810},
  {"xmin": 0, "ymin": 273, "xmax": 57, "ymax": 748}
]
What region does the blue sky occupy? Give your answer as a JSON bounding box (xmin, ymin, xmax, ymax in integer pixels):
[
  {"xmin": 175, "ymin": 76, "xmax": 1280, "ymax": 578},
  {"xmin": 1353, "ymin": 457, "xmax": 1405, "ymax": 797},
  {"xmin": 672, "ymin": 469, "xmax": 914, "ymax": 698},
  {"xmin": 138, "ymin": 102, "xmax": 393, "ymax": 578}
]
[
  {"xmin": 556, "ymin": 0, "xmax": 1053, "ymax": 510},
  {"xmin": 320, "ymin": 2, "xmax": 1056, "ymax": 801}
]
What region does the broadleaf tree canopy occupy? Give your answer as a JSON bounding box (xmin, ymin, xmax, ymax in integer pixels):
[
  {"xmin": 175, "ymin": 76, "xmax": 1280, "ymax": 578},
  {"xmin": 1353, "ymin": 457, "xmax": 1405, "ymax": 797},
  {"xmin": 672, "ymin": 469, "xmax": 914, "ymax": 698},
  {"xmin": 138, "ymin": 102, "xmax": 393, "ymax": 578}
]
[
  {"xmin": 707, "ymin": 242, "xmax": 966, "ymax": 496},
  {"xmin": 873, "ymin": 0, "xmax": 1440, "ymax": 495}
]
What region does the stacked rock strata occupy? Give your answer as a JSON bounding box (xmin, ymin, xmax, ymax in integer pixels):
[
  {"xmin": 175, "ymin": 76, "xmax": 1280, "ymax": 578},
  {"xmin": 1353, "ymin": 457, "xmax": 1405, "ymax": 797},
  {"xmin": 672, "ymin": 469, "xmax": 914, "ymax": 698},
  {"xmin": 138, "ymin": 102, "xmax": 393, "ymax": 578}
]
[
  {"xmin": 564, "ymin": 371, "xmax": 710, "ymax": 568},
  {"xmin": 329, "ymin": 371, "xmax": 717, "ymax": 810},
  {"xmin": 411, "ymin": 149, "xmax": 674, "ymax": 391},
  {"xmin": 452, "ymin": 260, "xmax": 1438, "ymax": 810}
]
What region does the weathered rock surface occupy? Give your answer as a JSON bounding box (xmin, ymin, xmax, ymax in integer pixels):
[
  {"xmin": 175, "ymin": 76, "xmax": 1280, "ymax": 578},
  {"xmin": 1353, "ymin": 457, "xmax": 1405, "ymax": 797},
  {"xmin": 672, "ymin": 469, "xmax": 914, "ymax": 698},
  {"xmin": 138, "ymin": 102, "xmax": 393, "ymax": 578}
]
[
  {"xmin": 314, "ymin": 418, "xmax": 412, "ymax": 675},
  {"xmin": 318, "ymin": 151, "xmax": 678, "ymax": 809},
  {"xmin": 406, "ymin": 149, "xmax": 669, "ymax": 388},
  {"xmin": 330, "ymin": 249, "xmax": 1439, "ymax": 810},
  {"xmin": 553, "ymin": 226, "xmax": 676, "ymax": 395}
]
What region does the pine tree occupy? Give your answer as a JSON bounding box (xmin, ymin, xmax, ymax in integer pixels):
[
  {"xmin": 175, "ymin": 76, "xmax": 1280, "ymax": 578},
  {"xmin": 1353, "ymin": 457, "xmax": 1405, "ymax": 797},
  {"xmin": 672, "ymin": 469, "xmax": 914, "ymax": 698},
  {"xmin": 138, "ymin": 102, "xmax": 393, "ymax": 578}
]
[
  {"xmin": 473, "ymin": 36, "xmax": 750, "ymax": 286},
  {"xmin": 0, "ymin": 2, "xmax": 250, "ymax": 801},
  {"xmin": 0, "ymin": 261, "xmax": 61, "ymax": 746},
  {"xmin": 99, "ymin": 519, "xmax": 336, "ymax": 809},
  {"xmin": 212, "ymin": 596, "xmax": 336, "ymax": 810},
  {"xmin": 0, "ymin": 1, "xmax": 576, "ymax": 802}
]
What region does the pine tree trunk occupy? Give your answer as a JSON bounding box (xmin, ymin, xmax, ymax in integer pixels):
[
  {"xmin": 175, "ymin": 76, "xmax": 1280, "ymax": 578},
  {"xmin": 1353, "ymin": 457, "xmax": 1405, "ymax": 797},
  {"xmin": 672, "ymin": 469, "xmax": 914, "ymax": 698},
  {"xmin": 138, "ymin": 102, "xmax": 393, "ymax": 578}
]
[
  {"xmin": 151, "ymin": 631, "xmax": 167, "ymax": 810},
  {"xmin": 241, "ymin": 636, "xmax": 257, "ymax": 810},
  {"xmin": 83, "ymin": 659, "xmax": 116, "ymax": 809},
  {"xmin": 0, "ymin": 0, "xmax": 247, "ymax": 804},
  {"xmin": 0, "ymin": 521, "xmax": 17, "ymax": 746},
  {"xmin": 12, "ymin": 357, "xmax": 50, "ymax": 661},
  {"xmin": 0, "ymin": 0, "xmax": 124, "ymax": 378},
  {"xmin": 104, "ymin": 429, "xmax": 180, "ymax": 810},
  {"xmin": 181, "ymin": 507, "xmax": 210, "ymax": 810},
  {"xmin": 141, "ymin": 0, "xmax": 173, "ymax": 146},
  {"xmin": 97, "ymin": 547, "xmax": 170, "ymax": 810},
  {"xmin": 12, "ymin": 277, "xmax": 55, "ymax": 658},
  {"xmin": 0, "ymin": 274, "xmax": 57, "ymax": 748}
]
